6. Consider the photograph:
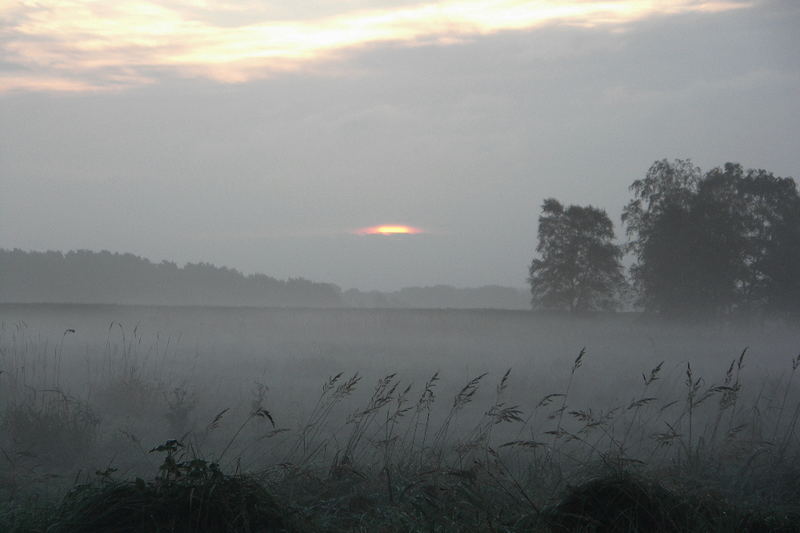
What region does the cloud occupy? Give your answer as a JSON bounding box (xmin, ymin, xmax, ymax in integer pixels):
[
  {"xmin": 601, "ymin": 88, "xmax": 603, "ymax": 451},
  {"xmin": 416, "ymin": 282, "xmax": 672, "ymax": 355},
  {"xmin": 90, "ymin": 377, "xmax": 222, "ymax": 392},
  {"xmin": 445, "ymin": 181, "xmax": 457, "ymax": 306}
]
[{"xmin": 1, "ymin": 0, "xmax": 752, "ymax": 93}]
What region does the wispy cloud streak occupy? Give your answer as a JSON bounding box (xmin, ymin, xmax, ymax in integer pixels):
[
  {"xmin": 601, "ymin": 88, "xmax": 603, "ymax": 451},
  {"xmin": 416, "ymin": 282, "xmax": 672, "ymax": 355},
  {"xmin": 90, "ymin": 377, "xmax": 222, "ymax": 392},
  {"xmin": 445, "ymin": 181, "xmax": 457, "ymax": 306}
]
[{"xmin": 1, "ymin": 0, "xmax": 751, "ymax": 93}]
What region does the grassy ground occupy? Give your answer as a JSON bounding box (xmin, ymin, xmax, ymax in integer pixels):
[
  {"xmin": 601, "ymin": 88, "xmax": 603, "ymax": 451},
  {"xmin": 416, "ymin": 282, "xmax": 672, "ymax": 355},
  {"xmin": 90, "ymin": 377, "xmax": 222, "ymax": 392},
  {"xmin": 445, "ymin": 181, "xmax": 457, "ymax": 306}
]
[
  {"xmin": 3, "ymin": 450, "xmax": 800, "ymax": 531},
  {"xmin": 1, "ymin": 310, "xmax": 800, "ymax": 531}
]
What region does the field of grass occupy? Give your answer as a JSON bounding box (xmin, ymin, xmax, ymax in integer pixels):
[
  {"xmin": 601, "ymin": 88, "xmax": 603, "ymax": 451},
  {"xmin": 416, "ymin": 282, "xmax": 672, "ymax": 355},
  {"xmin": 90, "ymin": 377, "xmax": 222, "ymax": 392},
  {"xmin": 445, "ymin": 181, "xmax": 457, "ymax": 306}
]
[{"xmin": 1, "ymin": 304, "xmax": 799, "ymax": 531}]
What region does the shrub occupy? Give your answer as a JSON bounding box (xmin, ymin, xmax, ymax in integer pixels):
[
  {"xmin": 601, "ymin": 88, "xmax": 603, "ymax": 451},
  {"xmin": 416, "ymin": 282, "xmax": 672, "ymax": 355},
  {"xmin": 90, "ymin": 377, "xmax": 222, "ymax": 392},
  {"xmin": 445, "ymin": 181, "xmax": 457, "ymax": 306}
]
[{"xmin": 49, "ymin": 440, "xmax": 294, "ymax": 533}]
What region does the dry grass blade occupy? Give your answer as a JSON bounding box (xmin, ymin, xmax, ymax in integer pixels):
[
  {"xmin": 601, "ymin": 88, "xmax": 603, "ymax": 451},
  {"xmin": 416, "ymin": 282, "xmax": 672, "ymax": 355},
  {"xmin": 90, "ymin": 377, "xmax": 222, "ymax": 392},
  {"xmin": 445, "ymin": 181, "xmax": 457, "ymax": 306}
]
[
  {"xmin": 253, "ymin": 407, "xmax": 275, "ymax": 428},
  {"xmin": 572, "ymin": 347, "xmax": 586, "ymax": 374},
  {"xmin": 487, "ymin": 403, "xmax": 524, "ymax": 424},
  {"xmin": 537, "ymin": 393, "xmax": 565, "ymax": 407},
  {"xmin": 627, "ymin": 397, "xmax": 658, "ymax": 410},
  {"xmin": 416, "ymin": 372, "xmax": 439, "ymax": 412},
  {"xmin": 453, "ymin": 373, "xmax": 487, "ymax": 410},
  {"xmin": 322, "ymin": 372, "xmax": 343, "ymax": 394},
  {"xmin": 497, "ymin": 368, "xmax": 512, "ymax": 395},
  {"xmin": 642, "ymin": 361, "xmax": 664, "ymax": 386},
  {"xmin": 500, "ymin": 440, "xmax": 547, "ymax": 449},
  {"xmin": 206, "ymin": 408, "xmax": 230, "ymax": 432}
]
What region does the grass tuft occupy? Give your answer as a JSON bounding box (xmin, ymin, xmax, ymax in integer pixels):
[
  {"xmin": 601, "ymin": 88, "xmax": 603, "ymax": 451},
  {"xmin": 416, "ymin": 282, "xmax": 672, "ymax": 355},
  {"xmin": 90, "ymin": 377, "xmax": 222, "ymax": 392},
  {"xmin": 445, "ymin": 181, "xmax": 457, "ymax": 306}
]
[{"xmin": 48, "ymin": 441, "xmax": 294, "ymax": 533}]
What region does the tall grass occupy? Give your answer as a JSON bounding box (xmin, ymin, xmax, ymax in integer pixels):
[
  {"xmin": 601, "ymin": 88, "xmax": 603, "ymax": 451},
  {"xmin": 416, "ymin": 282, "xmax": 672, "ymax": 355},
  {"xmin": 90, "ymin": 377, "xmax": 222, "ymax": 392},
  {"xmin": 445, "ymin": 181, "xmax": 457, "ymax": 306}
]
[{"xmin": 1, "ymin": 319, "xmax": 800, "ymax": 531}]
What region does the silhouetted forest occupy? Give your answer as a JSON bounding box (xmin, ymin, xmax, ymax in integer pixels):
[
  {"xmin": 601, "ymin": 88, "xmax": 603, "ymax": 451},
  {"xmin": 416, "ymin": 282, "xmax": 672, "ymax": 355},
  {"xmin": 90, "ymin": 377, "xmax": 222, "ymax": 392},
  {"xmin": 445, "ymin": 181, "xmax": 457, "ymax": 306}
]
[
  {"xmin": 342, "ymin": 285, "xmax": 529, "ymax": 309},
  {"xmin": 0, "ymin": 249, "xmax": 529, "ymax": 309},
  {"xmin": 0, "ymin": 249, "xmax": 343, "ymax": 307}
]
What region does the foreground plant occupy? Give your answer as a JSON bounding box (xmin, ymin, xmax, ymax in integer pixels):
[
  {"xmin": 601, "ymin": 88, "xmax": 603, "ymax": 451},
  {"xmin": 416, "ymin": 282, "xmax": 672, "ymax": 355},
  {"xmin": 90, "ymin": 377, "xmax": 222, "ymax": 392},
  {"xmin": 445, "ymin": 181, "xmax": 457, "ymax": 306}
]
[{"xmin": 47, "ymin": 440, "xmax": 294, "ymax": 533}]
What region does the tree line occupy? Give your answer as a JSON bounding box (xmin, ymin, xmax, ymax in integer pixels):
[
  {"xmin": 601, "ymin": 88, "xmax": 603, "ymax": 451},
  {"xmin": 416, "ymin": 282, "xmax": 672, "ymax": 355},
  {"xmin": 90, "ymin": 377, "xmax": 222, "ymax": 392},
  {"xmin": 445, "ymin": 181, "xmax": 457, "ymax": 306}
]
[
  {"xmin": 0, "ymin": 249, "xmax": 531, "ymax": 309},
  {"xmin": 0, "ymin": 249, "xmax": 343, "ymax": 307},
  {"xmin": 528, "ymin": 159, "xmax": 800, "ymax": 319}
]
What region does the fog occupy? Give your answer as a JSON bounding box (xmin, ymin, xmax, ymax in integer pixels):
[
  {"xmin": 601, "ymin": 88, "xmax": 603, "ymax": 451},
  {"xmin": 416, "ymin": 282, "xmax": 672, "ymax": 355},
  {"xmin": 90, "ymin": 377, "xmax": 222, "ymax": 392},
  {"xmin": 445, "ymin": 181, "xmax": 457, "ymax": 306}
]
[{"xmin": 2, "ymin": 304, "xmax": 798, "ymax": 483}]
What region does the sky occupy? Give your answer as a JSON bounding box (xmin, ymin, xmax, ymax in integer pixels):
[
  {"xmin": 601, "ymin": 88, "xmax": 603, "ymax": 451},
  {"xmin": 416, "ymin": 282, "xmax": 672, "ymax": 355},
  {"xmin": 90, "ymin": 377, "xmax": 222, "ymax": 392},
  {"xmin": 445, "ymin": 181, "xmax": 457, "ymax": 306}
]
[{"xmin": 1, "ymin": 0, "xmax": 798, "ymax": 291}]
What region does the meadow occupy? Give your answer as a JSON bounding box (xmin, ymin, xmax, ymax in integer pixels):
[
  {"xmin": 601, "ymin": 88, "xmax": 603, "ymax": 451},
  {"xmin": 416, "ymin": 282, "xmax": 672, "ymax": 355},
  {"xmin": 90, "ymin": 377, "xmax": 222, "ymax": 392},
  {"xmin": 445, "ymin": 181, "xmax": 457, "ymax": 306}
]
[{"xmin": 1, "ymin": 303, "xmax": 799, "ymax": 532}]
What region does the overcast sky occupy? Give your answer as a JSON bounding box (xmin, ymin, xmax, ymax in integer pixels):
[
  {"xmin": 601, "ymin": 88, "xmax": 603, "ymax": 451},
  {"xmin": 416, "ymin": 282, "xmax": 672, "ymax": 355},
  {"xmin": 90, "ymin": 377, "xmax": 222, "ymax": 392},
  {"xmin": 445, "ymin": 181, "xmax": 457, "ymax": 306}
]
[{"xmin": 1, "ymin": 0, "xmax": 798, "ymax": 290}]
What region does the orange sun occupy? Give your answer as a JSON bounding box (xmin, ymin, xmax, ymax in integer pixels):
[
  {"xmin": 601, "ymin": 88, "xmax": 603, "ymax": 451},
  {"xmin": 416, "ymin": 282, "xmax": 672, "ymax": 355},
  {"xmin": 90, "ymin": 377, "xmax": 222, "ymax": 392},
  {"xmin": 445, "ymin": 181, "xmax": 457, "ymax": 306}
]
[{"xmin": 356, "ymin": 224, "xmax": 422, "ymax": 235}]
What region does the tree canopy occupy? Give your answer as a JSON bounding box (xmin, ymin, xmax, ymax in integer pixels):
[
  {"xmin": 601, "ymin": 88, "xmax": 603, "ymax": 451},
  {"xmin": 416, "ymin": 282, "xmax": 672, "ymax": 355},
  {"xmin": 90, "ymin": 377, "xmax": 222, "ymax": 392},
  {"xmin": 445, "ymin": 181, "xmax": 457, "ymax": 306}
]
[
  {"xmin": 528, "ymin": 199, "xmax": 625, "ymax": 313},
  {"xmin": 622, "ymin": 159, "xmax": 800, "ymax": 319},
  {"xmin": 531, "ymin": 159, "xmax": 799, "ymax": 319}
]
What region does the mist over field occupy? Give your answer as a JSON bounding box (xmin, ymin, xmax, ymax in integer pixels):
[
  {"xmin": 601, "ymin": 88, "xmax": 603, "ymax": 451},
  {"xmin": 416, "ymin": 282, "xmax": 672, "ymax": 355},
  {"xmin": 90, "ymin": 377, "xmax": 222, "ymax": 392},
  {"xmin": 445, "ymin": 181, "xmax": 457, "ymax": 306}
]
[
  {"xmin": 2, "ymin": 0, "xmax": 800, "ymax": 530},
  {"xmin": 2, "ymin": 303, "xmax": 798, "ymax": 438},
  {"xmin": 2, "ymin": 302, "xmax": 800, "ymax": 530}
]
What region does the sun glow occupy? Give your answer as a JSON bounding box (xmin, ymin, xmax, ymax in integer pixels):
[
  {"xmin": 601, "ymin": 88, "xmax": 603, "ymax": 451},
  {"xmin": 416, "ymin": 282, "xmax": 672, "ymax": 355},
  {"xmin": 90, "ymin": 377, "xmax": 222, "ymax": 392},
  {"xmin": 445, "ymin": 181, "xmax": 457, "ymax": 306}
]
[
  {"xmin": 0, "ymin": 0, "xmax": 752, "ymax": 93},
  {"xmin": 356, "ymin": 225, "xmax": 423, "ymax": 236}
]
